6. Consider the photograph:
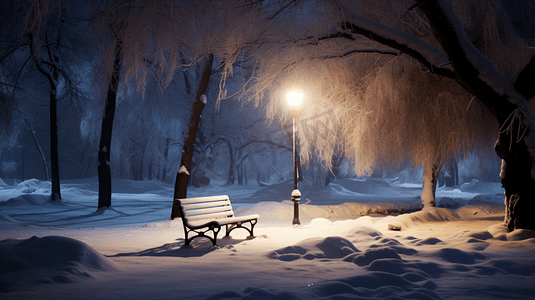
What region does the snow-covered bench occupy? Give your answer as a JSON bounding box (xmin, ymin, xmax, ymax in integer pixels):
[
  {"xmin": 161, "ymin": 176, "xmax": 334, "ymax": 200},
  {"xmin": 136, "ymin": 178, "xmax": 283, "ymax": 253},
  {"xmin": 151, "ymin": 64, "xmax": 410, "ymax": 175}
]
[{"xmin": 174, "ymin": 195, "xmax": 259, "ymax": 246}]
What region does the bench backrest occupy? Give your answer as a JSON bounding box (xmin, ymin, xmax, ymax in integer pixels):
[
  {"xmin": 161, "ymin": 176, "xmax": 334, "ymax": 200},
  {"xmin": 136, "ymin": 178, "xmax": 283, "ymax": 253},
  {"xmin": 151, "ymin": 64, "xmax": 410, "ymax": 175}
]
[{"xmin": 178, "ymin": 195, "xmax": 234, "ymax": 223}]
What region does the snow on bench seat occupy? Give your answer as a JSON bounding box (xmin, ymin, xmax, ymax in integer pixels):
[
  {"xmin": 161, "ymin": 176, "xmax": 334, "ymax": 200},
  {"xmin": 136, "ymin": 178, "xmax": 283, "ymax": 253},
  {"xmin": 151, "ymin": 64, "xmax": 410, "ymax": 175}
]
[{"xmin": 175, "ymin": 195, "xmax": 259, "ymax": 246}]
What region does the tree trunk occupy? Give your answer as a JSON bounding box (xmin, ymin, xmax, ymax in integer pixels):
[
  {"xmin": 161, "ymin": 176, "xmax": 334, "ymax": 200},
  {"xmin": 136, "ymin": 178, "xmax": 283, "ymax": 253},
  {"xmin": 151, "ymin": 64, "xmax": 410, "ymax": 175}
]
[
  {"xmin": 49, "ymin": 71, "xmax": 61, "ymax": 200},
  {"xmin": 98, "ymin": 41, "xmax": 121, "ymax": 209},
  {"xmin": 161, "ymin": 137, "xmax": 170, "ymax": 183},
  {"xmin": 28, "ymin": 30, "xmax": 61, "ymax": 200},
  {"xmin": 421, "ymin": 162, "xmax": 439, "ymax": 208},
  {"xmin": 495, "ymin": 122, "xmax": 535, "ymax": 231},
  {"xmin": 171, "ymin": 54, "xmax": 214, "ymax": 219}
]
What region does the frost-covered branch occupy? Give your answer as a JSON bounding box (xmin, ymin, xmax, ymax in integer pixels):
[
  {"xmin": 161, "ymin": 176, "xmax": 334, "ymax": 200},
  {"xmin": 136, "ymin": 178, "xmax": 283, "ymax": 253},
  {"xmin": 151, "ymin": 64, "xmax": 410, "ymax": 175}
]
[
  {"xmin": 337, "ymin": 8, "xmax": 455, "ymax": 79},
  {"xmin": 415, "ymin": 0, "xmax": 518, "ymax": 120},
  {"xmin": 317, "ymin": 48, "xmax": 400, "ymax": 61}
]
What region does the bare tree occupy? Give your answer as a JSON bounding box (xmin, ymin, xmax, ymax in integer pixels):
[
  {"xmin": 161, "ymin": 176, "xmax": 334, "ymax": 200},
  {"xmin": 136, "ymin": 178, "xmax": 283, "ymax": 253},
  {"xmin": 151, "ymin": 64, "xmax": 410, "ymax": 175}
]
[
  {"xmin": 93, "ymin": 0, "xmax": 188, "ymax": 208},
  {"xmin": 1, "ymin": 0, "xmax": 90, "ymax": 200}
]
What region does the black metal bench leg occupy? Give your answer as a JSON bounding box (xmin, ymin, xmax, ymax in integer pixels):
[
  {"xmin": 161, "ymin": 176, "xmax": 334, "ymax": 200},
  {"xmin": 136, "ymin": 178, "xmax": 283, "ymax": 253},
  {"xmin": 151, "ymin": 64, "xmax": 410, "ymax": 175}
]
[
  {"xmin": 183, "ymin": 225, "xmax": 221, "ymax": 246},
  {"xmin": 225, "ymin": 219, "xmax": 258, "ymax": 238},
  {"xmin": 249, "ymin": 219, "xmax": 257, "ymax": 237}
]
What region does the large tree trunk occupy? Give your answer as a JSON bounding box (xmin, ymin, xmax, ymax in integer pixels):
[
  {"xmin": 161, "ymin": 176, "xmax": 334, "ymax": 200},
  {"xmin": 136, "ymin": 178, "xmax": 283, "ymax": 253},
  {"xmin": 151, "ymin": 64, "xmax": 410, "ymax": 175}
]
[
  {"xmin": 495, "ymin": 121, "xmax": 535, "ymax": 231},
  {"xmin": 98, "ymin": 41, "xmax": 121, "ymax": 209},
  {"xmin": 171, "ymin": 54, "xmax": 214, "ymax": 219},
  {"xmin": 421, "ymin": 162, "xmax": 439, "ymax": 208}
]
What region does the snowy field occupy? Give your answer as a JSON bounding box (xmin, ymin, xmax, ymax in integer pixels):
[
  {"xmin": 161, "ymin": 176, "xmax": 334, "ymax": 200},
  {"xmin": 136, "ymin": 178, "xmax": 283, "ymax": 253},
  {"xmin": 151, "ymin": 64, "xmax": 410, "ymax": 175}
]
[{"xmin": 1, "ymin": 177, "xmax": 534, "ymax": 299}]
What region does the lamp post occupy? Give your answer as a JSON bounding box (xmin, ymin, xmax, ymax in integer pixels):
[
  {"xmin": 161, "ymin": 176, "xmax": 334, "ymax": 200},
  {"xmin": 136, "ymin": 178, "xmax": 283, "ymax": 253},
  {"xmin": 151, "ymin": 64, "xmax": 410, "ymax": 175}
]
[{"xmin": 287, "ymin": 91, "xmax": 303, "ymax": 225}]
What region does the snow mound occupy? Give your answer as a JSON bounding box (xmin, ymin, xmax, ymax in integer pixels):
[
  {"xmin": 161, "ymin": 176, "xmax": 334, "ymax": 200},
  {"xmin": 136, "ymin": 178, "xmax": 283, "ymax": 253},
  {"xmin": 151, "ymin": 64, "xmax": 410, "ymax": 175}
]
[
  {"xmin": 0, "ymin": 178, "xmax": 8, "ymax": 188},
  {"xmin": 0, "ymin": 194, "xmax": 56, "ymax": 206},
  {"xmin": 61, "ymin": 187, "xmax": 98, "ymax": 196},
  {"xmin": 374, "ymin": 207, "xmax": 461, "ymax": 231},
  {"xmin": 15, "ymin": 179, "xmax": 51, "ymax": 193},
  {"xmin": 224, "ymin": 238, "xmax": 444, "ymax": 300},
  {"xmin": 468, "ymin": 193, "xmax": 505, "ymax": 205},
  {"xmin": 455, "ymin": 204, "xmax": 504, "ymax": 219},
  {"xmin": 249, "ymin": 178, "xmax": 416, "ymax": 204},
  {"xmin": 267, "ymin": 236, "xmax": 360, "ymax": 261},
  {"xmin": 461, "ymin": 179, "xmax": 504, "ymax": 194},
  {"xmin": 213, "ymin": 221, "xmax": 535, "ymax": 300},
  {"xmin": 372, "ymin": 205, "xmax": 505, "ymax": 231},
  {"xmin": 312, "ymin": 272, "xmax": 441, "ymax": 299},
  {"xmin": 0, "ymin": 235, "xmax": 115, "ymax": 292},
  {"xmin": 438, "ymin": 197, "xmax": 463, "ymax": 208}
]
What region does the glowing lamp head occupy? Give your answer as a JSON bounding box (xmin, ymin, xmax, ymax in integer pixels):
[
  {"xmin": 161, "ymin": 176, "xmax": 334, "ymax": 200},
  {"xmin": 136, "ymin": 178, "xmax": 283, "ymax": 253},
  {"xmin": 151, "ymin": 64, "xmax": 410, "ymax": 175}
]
[{"xmin": 287, "ymin": 92, "xmax": 303, "ymax": 107}]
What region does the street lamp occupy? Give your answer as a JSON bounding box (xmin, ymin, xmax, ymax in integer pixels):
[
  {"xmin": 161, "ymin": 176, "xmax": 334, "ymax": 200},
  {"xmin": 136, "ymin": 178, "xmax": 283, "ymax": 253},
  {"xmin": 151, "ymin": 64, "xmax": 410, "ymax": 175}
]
[{"xmin": 287, "ymin": 91, "xmax": 303, "ymax": 225}]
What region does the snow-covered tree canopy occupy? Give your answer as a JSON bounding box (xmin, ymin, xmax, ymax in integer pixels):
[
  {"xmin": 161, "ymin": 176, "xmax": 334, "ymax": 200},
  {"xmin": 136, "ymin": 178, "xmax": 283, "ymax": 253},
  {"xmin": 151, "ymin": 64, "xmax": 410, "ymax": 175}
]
[{"xmin": 211, "ymin": 0, "xmax": 535, "ymax": 229}]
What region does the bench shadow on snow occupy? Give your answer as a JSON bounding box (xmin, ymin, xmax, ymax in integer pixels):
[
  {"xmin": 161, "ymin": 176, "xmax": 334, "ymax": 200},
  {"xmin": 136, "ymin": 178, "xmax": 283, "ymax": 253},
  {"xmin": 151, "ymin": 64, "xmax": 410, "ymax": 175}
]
[{"xmin": 109, "ymin": 237, "xmax": 245, "ymax": 258}]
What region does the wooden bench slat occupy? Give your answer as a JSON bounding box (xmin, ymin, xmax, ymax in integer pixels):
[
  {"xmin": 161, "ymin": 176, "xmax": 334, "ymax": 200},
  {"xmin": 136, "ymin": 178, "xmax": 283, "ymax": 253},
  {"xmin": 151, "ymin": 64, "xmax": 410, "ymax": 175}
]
[
  {"xmin": 185, "ymin": 210, "xmax": 234, "ymax": 221},
  {"xmin": 179, "ymin": 195, "xmax": 229, "ymax": 204},
  {"xmin": 182, "ymin": 200, "xmax": 231, "ymax": 210},
  {"xmin": 184, "ymin": 206, "xmax": 234, "ymax": 218}
]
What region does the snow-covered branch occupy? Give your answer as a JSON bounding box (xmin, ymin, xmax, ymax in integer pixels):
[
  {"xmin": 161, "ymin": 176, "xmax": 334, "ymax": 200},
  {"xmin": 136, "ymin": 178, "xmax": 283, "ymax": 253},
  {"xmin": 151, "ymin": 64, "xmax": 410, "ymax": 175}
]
[
  {"xmin": 415, "ymin": 0, "xmax": 518, "ymax": 119},
  {"xmin": 336, "ymin": 7, "xmax": 455, "ymax": 79},
  {"xmin": 317, "ymin": 48, "xmax": 399, "ymax": 61}
]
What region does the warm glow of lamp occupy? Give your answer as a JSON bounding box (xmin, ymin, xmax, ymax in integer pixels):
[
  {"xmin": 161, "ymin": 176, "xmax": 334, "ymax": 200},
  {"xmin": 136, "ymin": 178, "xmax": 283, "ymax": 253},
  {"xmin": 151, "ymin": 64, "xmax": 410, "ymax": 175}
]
[{"xmin": 287, "ymin": 92, "xmax": 303, "ymax": 107}]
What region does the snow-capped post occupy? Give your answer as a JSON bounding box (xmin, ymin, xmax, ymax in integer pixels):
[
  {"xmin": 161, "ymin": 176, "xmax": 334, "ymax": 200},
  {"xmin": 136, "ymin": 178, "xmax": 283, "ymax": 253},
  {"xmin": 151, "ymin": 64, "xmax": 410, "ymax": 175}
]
[
  {"xmin": 287, "ymin": 91, "xmax": 303, "ymax": 225},
  {"xmin": 171, "ymin": 54, "xmax": 214, "ymax": 220}
]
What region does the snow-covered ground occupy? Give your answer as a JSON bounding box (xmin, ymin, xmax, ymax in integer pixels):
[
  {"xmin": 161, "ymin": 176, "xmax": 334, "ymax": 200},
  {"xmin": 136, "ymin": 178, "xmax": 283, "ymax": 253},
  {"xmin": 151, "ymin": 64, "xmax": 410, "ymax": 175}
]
[{"xmin": 1, "ymin": 177, "xmax": 534, "ymax": 299}]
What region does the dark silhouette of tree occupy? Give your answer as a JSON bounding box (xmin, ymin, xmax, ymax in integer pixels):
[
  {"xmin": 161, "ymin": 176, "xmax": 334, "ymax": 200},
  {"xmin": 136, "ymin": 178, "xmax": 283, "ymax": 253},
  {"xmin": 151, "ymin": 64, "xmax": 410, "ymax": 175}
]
[
  {"xmin": 1, "ymin": 0, "xmax": 90, "ymax": 200},
  {"xmin": 171, "ymin": 54, "xmax": 214, "ymax": 219}
]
